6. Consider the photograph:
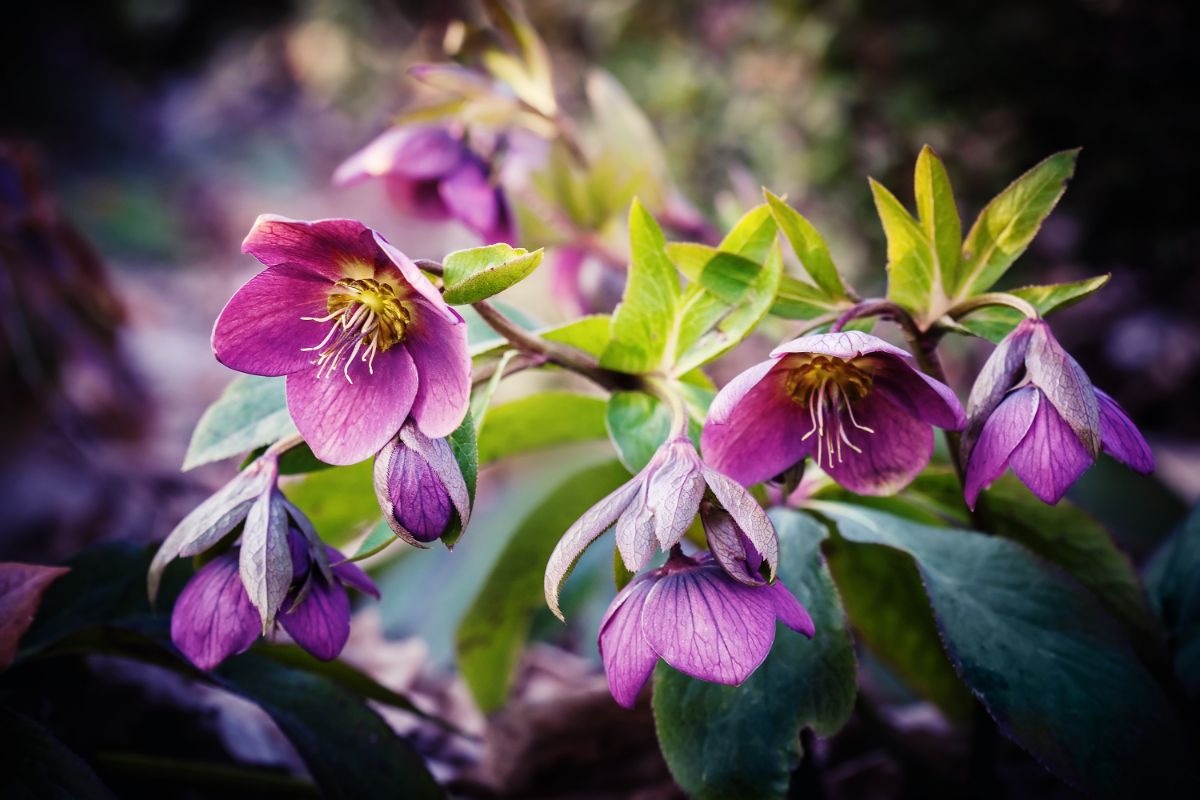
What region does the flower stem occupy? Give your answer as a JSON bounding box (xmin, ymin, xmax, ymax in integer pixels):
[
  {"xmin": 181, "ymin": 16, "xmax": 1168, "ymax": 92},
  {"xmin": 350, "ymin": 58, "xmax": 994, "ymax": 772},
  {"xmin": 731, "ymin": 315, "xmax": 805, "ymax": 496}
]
[
  {"xmin": 948, "ymin": 292, "xmax": 1040, "ymax": 321},
  {"xmin": 644, "ymin": 375, "xmax": 691, "ymax": 437},
  {"xmin": 830, "ymin": 298, "xmax": 922, "ymax": 343}
]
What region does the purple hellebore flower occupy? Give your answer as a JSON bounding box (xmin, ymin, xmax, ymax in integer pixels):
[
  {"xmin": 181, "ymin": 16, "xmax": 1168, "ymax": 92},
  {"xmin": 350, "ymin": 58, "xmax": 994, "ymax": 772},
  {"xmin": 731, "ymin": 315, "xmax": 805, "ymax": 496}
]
[
  {"xmin": 374, "ymin": 421, "xmax": 471, "ymax": 547},
  {"xmin": 170, "ymin": 530, "xmax": 378, "ymax": 671},
  {"xmin": 212, "ymin": 216, "xmax": 471, "ymax": 466},
  {"xmin": 334, "ymin": 125, "xmax": 516, "ymax": 245},
  {"xmin": 549, "ymin": 247, "xmax": 627, "ymax": 316},
  {"xmin": 963, "ymin": 318, "xmax": 1153, "ymax": 509},
  {"xmin": 599, "ymin": 550, "xmax": 814, "ymax": 708},
  {"xmin": 702, "ymin": 331, "xmax": 966, "ymax": 495},
  {"xmin": 544, "ymin": 436, "xmax": 780, "ymax": 619}
]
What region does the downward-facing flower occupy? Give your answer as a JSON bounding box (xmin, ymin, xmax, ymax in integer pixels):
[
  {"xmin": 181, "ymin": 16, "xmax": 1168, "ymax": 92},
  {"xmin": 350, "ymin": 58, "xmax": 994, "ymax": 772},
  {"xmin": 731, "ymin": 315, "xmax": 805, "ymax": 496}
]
[
  {"xmin": 702, "ymin": 331, "xmax": 966, "ymax": 495},
  {"xmin": 334, "ymin": 125, "xmax": 515, "ymax": 244},
  {"xmin": 544, "ymin": 436, "xmax": 780, "ymax": 619},
  {"xmin": 212, "ymin": 216, "xmax": 471, "ymax": 465},
  {"xmin": 963, "ymin": 318, "xmax": 1153, "ymax": 509},
  {"xmin": 374, "ymin": 421, "xmax": 471, "ymax": 547},
  {"xmin": 170, "ymin": 529, "xmax": 378, "ymax": 670},
  {"xmin": 598, "ymin": 550, "xmax": 814, "ymax": 708}
]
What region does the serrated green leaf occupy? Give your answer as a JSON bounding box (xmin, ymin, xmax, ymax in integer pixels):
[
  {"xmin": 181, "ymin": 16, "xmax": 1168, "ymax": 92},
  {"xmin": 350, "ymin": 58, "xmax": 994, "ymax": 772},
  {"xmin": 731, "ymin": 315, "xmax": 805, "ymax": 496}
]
[
  {"xmin": 717, "ymin": 203, "xmax": 777, "ymax": 263},
  {"xmin": 442, "ymin": 244, "xmax": 544, "ymax": 305},
  {"xmin": 477, "ymin": 392, "xmax": 608, "ymax": 465},
  {"xmin": 872, "ymin": 177, "xmax": 941, "ymax": 324},
  {"xmin": 606, "ymin": 391, "xmax": 673, "ymax": 472},
  {"xmin": 957, "ymin": 274, "xmax": 1110, "ymax": 341},
  {"xmin": 183, "ymin": 376, "xmax": 297, "ymax": 471},
  {"xmin": 813, "ymin": 501, "xmax": 1199, "ymax": 800},
  {"xmin": 764, "ymin": 190, "xmax": 848, "ymax": 300},
  {"xmin": 914, "ymin": 146, "xmax": 963, "ymax": 297},
  {"xmin": 652, "ymin": 510, "xmax": 856, "ymax": 800},
  {"xmin": 600, "ymin": 201, "xmax": 680, "ymax": 373},
  {"xmin": 958, "ymin": 149, "xmax": 1080, "ymax": 298},
  {"xmin": 456, "ymin": 460, "xmax": 631, "ymax": 711}
]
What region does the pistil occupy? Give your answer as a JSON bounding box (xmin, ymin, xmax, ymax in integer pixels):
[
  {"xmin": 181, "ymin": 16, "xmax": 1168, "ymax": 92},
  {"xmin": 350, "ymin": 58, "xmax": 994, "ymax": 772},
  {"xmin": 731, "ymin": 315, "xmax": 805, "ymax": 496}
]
[
  {"xmin": 785, "ymin": 356, "xmax": 875, "ymax": 470},
  {"xmin": 301, "ymin": 278, "xmax": 410, "ymax": 382}
]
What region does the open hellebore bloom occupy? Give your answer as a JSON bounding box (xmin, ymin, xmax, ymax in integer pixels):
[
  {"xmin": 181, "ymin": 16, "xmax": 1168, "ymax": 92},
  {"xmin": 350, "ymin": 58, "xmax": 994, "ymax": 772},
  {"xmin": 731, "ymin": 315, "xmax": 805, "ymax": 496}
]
[
  {"xmin": 212, "ymin": 216, "xmax": 471, "ymax": 465},
  {"xmin": 963, "ymin": 318, "xmax": 1153, "ymax": 509},
  {"xmin": 170, "ymin": 530, "xmax": 378, "ymax": 670},
  {"xmin": 334, "ymin": 125, "xmax": 515, "ymax": 244},
  {"xmin": 544, "ymin": 436, "xmax": 780, "ymax": 619},
  {"xmin": 702, "ymin": 331, "xmax": 966, "ymax": 495},
  {"xmin": 374, "ymin": 422, "xmax": 471, "ymax": 547},
  {"xmin": 599, "ymin": 550, "xmax": 814, "ymax": 708}
]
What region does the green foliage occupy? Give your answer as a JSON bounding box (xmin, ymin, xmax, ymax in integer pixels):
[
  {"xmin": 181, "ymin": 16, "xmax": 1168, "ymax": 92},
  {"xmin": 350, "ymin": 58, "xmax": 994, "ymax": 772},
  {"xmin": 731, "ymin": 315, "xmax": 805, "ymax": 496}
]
[
  {"xmin": 871, "ymin": 175, "xmax": 940, "ymax": 325},
  {"xmin": 283, "ymin": 460, "xmax": 378, "ymax": 548},
  {"xmin": 1144, "ymin": 502, "xmax": 1200, "ymax": 700},
  {"xmin": 605, "ymin": 391, "xmax": 672, "ymax": 472},
  {"xmin": 441, "ymin": 244, "xmax": 544, "ymax": 305},
  {"xmin": 813, "ymin": 501, "xmax": 1200, "ymax": 799},
  {"xmin": 958, "ymin": 274, "xmax": 1109, "ymax": 341},
  {"xmin": 456, "ymin": 460, "xmax": 631, "ymax": 712},
  {"xmin": 0, "ymin": 707, "xmax": 116, "ymax": 799},
  {"xmin": 914, "ymin": 146, "xmax": 963, "ymax": 298},
  {"xmin": 476, "ymin": 392, "xmax": 608, "ymax": 465},
  {"xmin": 652, "ymin": 510, "xmax": 856, "ymax": 800},
  {"xmin": 764, "ymin": 190, "xmax": 849, "ymax": 301},
  {"xmin": 184, "ymin": 376, "xmax": 296, "ymax": 471}
]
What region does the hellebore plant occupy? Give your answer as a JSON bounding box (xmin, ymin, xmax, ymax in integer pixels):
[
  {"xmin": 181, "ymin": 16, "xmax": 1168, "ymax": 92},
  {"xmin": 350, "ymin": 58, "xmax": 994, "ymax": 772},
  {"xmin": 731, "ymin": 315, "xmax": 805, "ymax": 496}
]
[
  {"xmin": 374, "ymin": 421, "xmax": 472, "ymax": 547},
  {"xmin": 212, "ymin": 215, "xmax": 472, "ymax": 465}
]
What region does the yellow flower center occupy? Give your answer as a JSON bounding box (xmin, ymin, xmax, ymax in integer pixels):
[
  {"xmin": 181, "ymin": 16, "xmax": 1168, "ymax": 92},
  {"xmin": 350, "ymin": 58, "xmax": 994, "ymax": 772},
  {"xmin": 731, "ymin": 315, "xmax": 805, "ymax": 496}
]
[
  {"xmin": 301, "ymin": 278, "xmax": 411, "ymax": 382},
  {"xmin": 784, "ymin": 355, "xmax": 876, "ymax": 470}
]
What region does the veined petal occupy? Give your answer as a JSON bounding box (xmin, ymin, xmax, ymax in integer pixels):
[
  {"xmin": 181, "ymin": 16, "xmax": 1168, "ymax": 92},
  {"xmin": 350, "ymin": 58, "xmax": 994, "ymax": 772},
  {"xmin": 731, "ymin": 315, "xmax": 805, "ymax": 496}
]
[
  {"xmin": 700, "ymin": 504, "xmax": 765, "ymax": 586},
  {"xmin": 597, "ymin": 576, "xmax": 658, "ymax": 708},
  {"xmin": 702, "ymin": 359, "xmax": 812, "ymax": 487},
  {"xmin": 963, "ymin": 320, "xmax": 1035, "ymax": 458},
  {"xmin": 701, "ymin": 466, "xmax": 779, "ymax": 583},
  {"xmin": 241, "ymin": 216, "xmax": 387, "ymax": 280},
  {"xmin": 333, "ymin": 127, "xmax": 464, "ymax": 186},
  {"xmin": 823, "ymin": 391, "xmax": 933, "ymax": 496},
  {"xmin": 279, "ymin": 576, "xmax": 351, "ymax": 661},
  {"xmin": 964, "ymin": 387, "xmax": 1040, "ymax": 509},
  {"xmin": 211, "ymin": 264, "xmax": 332, "ymax": 376},
  {"xmin": 614, "ymin": 485, "xmax": 658, "ymax": 575},
  {"xmin": 871, "ymin": 358, "xmax": 966, "ymax": 431},
  {"xmin": 171, "ymin": 553, "xmax": 260, "ymax": 670},
  {"xmin": 373, "ymin": 432, "xmax": 453, "ymax": 546},
  {"xmin": 1096, "ymin": 389, "xmax": 1154, "ymax": 474},
  {"xmin": 641, "ymin": 564, "xmax": 778, "ymax": 686},
  {"xmin": 1025, "ymin": 320, "xmax": 1100, "ymax": 457},
  {"xmin": 646, "ymin": 441, "xmax": 706, "ymax": 551},
  {"xmin": 770, "ymin": 330, "xmax": 912, "ymax": 362},
  {"xmin": 404, "ymin": 301, "xmax": 471, "ymax": 439},
  {"xmin": 438, "ymin": 158, "xmax": 500, "ymax": 239},
  {"xmin": 1010, "ymin": 389, "xmax": 1093, "ymax": 505},
  {"xmin": 239, "ymin": 489, "xmax": 292, "ymax": 631},
  {"xmin": 400, "ymin": 424, "xmax": 472, "ymax": 534},
  {"xmin": 544, "ymin": 476, "xmax": 641, "ymax": 621},
  {"xmin": 285, "ymin": 344, "xmax": 418, "ymax": 466}
]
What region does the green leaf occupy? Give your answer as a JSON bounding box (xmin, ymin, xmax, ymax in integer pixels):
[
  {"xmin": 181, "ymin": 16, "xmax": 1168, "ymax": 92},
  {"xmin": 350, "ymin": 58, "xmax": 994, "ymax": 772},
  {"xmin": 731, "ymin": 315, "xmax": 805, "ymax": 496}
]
[
  {"xmin": 914, "ymin": 146, "xmax": 963, "ymax": 297},
  {"xmin": 283, "ymin": 461, "xmax": 377, "ymax": 548},
  {"xmin": 957, "ymin": 275, "xmax": 1110, "ymax": 342},
  {"xmin": 1144, "ymin": 502, "xmax": 1200, "ymax": 699},
  {"xmin": 958, "ymin": 149, "xmax": 1080, "ymax": 298},
  {"xmin": 764, "ymin": 190, "xmax": 848, "ymax": 299},
  {"xmin": 0, "ymin": 707, "xmax": 116, "ymax": 799},
  {"xmin": 470, "ymin": 314, "xmax": 613, "ymax": 361},
  {"xmin": 477, "ymin": 392, "xmax": 608, "ymax": 465},
  {"xmin": 652, "ymin": 510, "xmax": 856, "ymax": 800},
  {"xmin": 441, "ymin": 244, "xmax": 544, "ymax": 305},
  {"xmin": 717, "ymin": 203, "xmax": 777, "ymax": 263},
  {"xmin": 601, "ymin": 200, "xmax": 680, "ymax": 373},
  {"xmin": 606, "ymin": 391, "xmax": 672, "ymax": 472},
  {"xmin": 585, "ymin": 69, "xmax": 670, "ymax": 212},
  {"xmin": 872, "ymin": 177, "xmax": 940, "ymax": 324},
  {"xmin": 812, "ymin": 501, "xmax": 1200, "ymax": 799},
  {"xmin": 456, "ymin": 460, "xmax": 631, "ymax": 711},
  {"xmin": 216, "ymin": 653, "xmax": 443, "ymax": 800},
  {"xmin": 183, "ymin": 376, "xmax": 296, "ymax": 470},
  {"xmin": 349, "ymin": 519, "xmax": 397, "ymax": 562},
  {"xmin": 770, "ymin": 275, "xmax": 845, "ymax": 320},
  {"xmin": 441, "ymin": 412, "xmax": 478, "ymax": 549}
]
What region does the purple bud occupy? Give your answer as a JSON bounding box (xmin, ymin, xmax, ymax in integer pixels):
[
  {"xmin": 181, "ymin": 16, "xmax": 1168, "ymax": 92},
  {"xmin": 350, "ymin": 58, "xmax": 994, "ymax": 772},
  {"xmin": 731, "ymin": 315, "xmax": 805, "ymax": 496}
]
[{"xmin": 374, "ymin": 423, "xmax": 471, "ymax": 548}]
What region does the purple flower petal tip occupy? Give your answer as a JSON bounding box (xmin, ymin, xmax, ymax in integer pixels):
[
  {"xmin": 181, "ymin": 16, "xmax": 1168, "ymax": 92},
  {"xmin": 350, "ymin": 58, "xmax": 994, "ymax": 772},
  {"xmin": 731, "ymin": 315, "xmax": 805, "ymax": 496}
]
[{"xmin": 170, "ymin": 554, "xmax": 260, "ymax": 671}]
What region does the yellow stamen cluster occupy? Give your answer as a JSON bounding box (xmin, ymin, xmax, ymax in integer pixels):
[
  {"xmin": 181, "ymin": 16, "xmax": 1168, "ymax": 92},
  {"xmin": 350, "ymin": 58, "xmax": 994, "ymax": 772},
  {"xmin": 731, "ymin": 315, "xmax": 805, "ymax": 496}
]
[
  {"xmin": 301, "ymin": 278, "xmax": 410, "ymax": 382},
  {"xmin": 784, "ymin": 355, "xmax": 876, "ymax": 470}
]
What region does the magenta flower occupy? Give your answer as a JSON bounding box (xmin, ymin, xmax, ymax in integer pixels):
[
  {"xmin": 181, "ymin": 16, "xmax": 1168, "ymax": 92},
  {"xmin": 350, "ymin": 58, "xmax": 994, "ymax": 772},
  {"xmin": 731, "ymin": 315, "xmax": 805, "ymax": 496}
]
[
  {"xmin": 374, "ymin": 422, "xmax": 471, "ymax": 547},
  {"xmin": 702, "ymin": 331, "xmax": 966, "ymax": 495},
  {"xmin": 598, "ymin": 550, "xmax": 814, "ymax": 708},
  {"xmin": 212, "ymin": 216, "xmax": 471, "ymax": 465},
  {"xmin": 334, "ymin": 125, "xmax": 515, "ymax": 244},
  {"xmin": 544, "ymin": 436, "xmax": 781, "ymax": 618},
  {"xmin": 963, "ymin": 318, "xmax": 1153, "ymax": 509},
  {"xmin": 170, "ymin": 530, "xmax": 378, "ymax": 670}
]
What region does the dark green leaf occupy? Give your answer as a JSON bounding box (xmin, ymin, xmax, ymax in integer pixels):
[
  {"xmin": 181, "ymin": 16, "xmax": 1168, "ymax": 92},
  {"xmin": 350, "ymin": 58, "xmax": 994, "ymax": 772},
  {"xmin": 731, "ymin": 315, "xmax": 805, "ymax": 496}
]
[
  {"xmin": 441, "ymin": 412, "xmax": 478, "ymax": 549},
  {"xmin": 652, "ymin": 510, "xmax": 856, "ymax": 800},
  {"xmin": 0, "ymin": 707, "xmax": 115, "ymax": 799},
  {"xmin": 1144, "ymin": 502, "xmax": 1200, "ymax": 700},
  {"xmin": 441, "ymin": 244, "xmax": 544, "ymax": 305},
  {"xmin": 476, "ymin": 392, "xmax": 608, "ymax": 465},
  {"xmin": 765, "ymin": 190, "xmax": 848, "ymax": 299},
  {"xmin": 184, "ymin": 376, "xmax": 297, "ymax": 471},
  {"xmin": 605, "ymin": 391, "xmax": 672, "ymax": 472}
]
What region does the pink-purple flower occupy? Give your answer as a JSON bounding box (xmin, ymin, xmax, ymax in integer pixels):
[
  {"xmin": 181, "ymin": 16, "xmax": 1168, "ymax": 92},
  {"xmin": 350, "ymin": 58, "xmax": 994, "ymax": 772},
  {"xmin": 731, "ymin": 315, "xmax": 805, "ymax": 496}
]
[
  {"xmin": 334, "ymin": 125, "xmax": 515, "ymax": 244},
  {"xmin": 374, "ymin": 421, "xmax": 471, "ymax": 547},
  {"xmin": 212, "ymin": 216, "xmax": 471, "ymax": 466},
  {"xmin": 702, "ymin": 331, "xmax": 966, "ymax": 495},
  {"xmin": 598, "ymin": 550, "xmax": 814, "ymax": 708},
  {"xmin": 170, "ymin": 529, "xmax": 378, "ymax": 670},
  {"xmin": 963, "ymin": 318, "xmax": 1153, "ymax": 509}
]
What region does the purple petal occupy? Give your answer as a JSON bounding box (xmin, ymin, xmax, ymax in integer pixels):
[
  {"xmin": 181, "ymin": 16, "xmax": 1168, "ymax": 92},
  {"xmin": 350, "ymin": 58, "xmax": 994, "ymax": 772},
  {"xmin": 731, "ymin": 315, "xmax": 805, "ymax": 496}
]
[
  {"xmin": 614, "ymin": 482, "xmax": 658, "ymax": 574},
  {"xmin": 701, "ymin": 465, "xmax": 779, "ymax": 582},
  {"xmin": 1095, "ymin": 389, "xmax": 1154, "ymax": 474},
  {"xmin": 702, "ymin": 359, "xmax": 812, "ymax": 486},
  {"xmin": 770, "ymin": 330, "xmax": 912, "ymax": 362},
  {"xmin": 438, "ymin": 158, "xmax": 500, "ymax": 239},
  {"xmin": 822, "ymin": 391, "xmax": 933, "ymax": 496},
  {"xmin": 871, "ymin": 357, "xmax": 966, "ymax": 431},
  {"xmin": 1025, "ymin": 320, "xmax": 1100, "ymax": 456},
  {"xmin": 372, "ymin": 233, "xmax": 457, "ymax": 322},
  {"xmin": 211, "ymin": 264, "xmax": 332, "ymax": 377},
  {"xmin": 373, "ymin": 432, "xmax": 454, "ymax": 545},
  {"xmin": 333, "ymin": 127, "xmax": 465, "ymax": 186},
  {"xmin": 326, "ymin": 546, "xmax": 379, "ymax": 599},
  {"xmin": 170, "ymin": 554, "xmax": 261, "ymax": 671},
  {"xmin": 287, "ymin": 529, "xmax": 312, "ymax": 581},
  {"xmin": 962, "ymin": 320, "xmax": 1035, "ymax": 458},
  {"xmin": 241, "ymin": 216, "xmax": 387, "ymax": 280},
  {"xmin": 403, "ymin": 301, "xmax": 471, "ymax": 439},
  {"xmin": 285, "ymin": 344, "xmax": 418, "ymax": 466},
  {"xmin": 544, "ymin": 476, "xmax": 641, "ymax": 620},
  {"xmin": 400, "ymin": 424, "xmax": 472, "ymax": 533},
  {"xmin": 700, "ymin": 504, "xmax": 765, "ymax": 586},
  {"xmin": 641, "ymin": 564, "xmax": 778, "ymax": 685},
  {"xmin": 767, "ymin": 580, "xmax": 815, "ymax": 637},
  {"xmin": 279, "ymin": 576, "xmax": 351, "ymax": 661},
  {"xmin": 385, "ymin": 176, "xmax": 451, "ymax": 221},
  {"xmin": 1009, "ymin": 388, "xmax": 1093, "ymax": 505},
  {"xmin": 964, "ymin": 387, "xmax": 1041, "ymax": 509},
  {"xmin": 645, "ymin": 439, "xmax": 707, "ymax": 551},
  {"xmin": 597, "ymin": 576, "xmax": 658, "ymax": 708}
]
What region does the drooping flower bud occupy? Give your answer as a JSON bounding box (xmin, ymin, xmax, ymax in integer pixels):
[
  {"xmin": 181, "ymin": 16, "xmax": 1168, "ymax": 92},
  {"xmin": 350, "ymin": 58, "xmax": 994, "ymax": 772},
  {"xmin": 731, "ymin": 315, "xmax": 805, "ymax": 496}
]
[
  {"xmin": 700, "ymin": 500, "xmax": 764, "ymax": 587},
  {"xmin": 374, "ymin": 422, "xmax": 471, "ymax": 547}
]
